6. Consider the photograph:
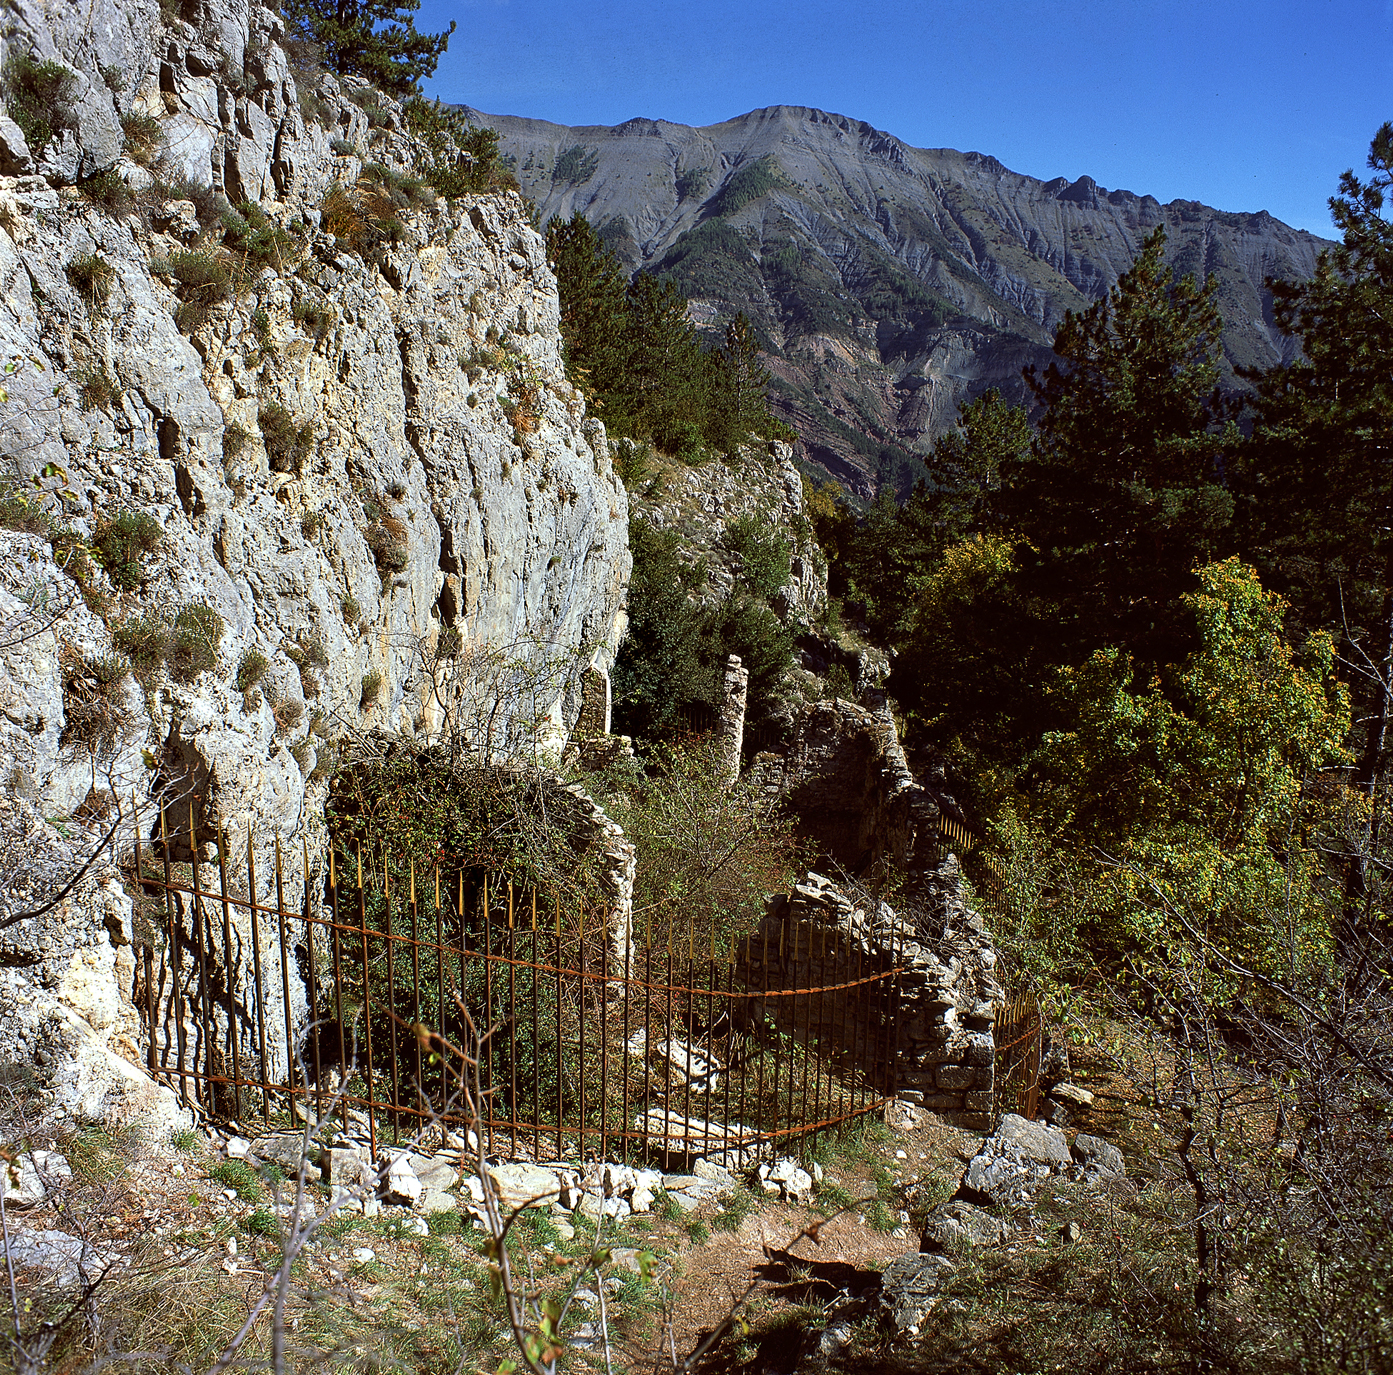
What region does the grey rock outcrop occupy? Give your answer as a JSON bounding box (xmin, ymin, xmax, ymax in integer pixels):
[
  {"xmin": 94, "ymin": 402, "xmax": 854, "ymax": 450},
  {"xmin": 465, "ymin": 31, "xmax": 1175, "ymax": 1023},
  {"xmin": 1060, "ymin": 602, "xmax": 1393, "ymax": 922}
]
[{"xmin": 0, "ymin": 0, "xmax": 629, "ymax": 1126}]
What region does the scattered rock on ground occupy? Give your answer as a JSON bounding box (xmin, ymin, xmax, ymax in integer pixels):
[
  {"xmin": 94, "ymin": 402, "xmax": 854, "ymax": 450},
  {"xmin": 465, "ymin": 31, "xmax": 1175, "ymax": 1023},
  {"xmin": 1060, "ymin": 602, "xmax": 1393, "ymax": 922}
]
[
  {"xmin": 878, "ymin": 1251, "xmax": 955, "ymax": 1334},
  {"xmin": 1072, "ymin": 1133, "xmax": 1126, "ymax": 1180},
  {"xmin": 2, "ymin": 1151, "xmax": 71, "ymax": 1208},
  {"xmin": 919, "ymin": 1199, "xmax": 1009, "ymax": 1251}
]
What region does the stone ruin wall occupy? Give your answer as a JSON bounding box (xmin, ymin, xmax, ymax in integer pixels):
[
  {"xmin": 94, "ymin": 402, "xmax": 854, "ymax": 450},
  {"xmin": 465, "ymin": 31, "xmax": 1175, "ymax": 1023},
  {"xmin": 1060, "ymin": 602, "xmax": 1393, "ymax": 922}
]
[{"xmin": 750, "ymin": 699, "xmax": 1004, "ymax": 1128}]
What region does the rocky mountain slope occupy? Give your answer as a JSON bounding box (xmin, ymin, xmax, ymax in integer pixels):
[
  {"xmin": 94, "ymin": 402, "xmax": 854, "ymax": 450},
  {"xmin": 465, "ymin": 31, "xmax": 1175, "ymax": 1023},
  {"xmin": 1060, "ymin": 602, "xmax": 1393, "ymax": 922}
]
[
  {"xmin": 0, "ymin": 0, "xmax": 629, "ymax": 1120},
  {"xmin": 464, "ymin": 104, "xmax": 1331, "ymax": 495}
]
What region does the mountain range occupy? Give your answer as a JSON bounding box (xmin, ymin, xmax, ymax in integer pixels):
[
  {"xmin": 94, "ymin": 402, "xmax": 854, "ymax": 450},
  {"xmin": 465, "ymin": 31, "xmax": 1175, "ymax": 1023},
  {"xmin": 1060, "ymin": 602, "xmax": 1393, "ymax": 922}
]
[{"xmin": 462, "ymin": 103, "xmax": 1332, "ymax": 496}]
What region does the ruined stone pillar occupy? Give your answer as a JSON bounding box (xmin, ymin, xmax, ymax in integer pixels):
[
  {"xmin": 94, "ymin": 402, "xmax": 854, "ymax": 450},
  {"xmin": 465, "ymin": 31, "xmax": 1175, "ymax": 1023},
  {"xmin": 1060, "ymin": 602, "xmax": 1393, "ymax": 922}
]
[{"xmin": 718, "ymin": 654, "xmax": 749, "ymax": 788}]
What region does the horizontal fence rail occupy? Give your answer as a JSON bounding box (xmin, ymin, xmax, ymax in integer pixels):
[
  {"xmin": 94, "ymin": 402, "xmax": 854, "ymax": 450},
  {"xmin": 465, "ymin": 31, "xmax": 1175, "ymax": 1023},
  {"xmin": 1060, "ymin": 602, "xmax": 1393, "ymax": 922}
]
[{"xmin": 133, "ymin": 807, "xmax": 903, "ymax": 1163}]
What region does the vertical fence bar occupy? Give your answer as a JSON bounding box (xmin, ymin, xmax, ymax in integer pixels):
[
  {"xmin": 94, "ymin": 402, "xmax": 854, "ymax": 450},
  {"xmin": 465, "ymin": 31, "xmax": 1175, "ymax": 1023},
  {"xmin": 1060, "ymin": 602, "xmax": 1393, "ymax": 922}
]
[
  {"xmin": 307, "ymin": 840, "xmax": 323, "ymax": 1124},
  {"xmin": 457, "ymin": 872, "xmax": 468, "ymax": 1121},
  {"xmin": 643, "ymin": 913, "xmax": 654, "ymax": 1166},
  {"xmin": 435, "ymin": 869, "xmax": 445, "ymax": 1117},
  {"xmin": 721, "ymin": 950, "xmax": 735, "ymax": 1164},
  {"xmin": 134, "ymin": 824, "xmax": 157, "ymax": 1079},
  {"xmin": 755, "ymin": 923, "xmax": 769, "ymax": 1151},
  {"xmin": 190, "ymin": 802, "xmax": 213, "ymax": 1114},
  {"xmin": 598, "ymin": 904, "xmax": 610, "ymax": 1162},
  {"xmin": 331, "ymin": 851, "xmax": 345, "ymax": 1127},
  {"xmin": 703, "ymin": 923, "xmax": 716, "ymax": 1160},
  {"xmin": 769, "ymin": 915, "xmax": 785, "ymax": 1149},
  {"xmin": 620, "ymin": 900, "xmax": 632, "ymax": 1166},
  {"xmin": 508, "ymin": 882, "xmax": 519, "ymax": 1159},
  {"xmin": 735, "ymin": 934, "xmax": 751, "ymax": 1155},
  {"xmin": 554, "ymin": 896, "xmax": 563, "ymax": 1161},
  {"xmin": 216, "ymin": 823, "xmax": 243, "ymax": 1125},
  {"xmin": 482, "ymin": 876, "xmax": 493, "ymax": 1157},
  {"xmin": 682, "ymin": 920, "xmax": 694, "ymax": 1156},
  {"xmin": 159, "ymin": 807, "xmax": 189, "ymax": 1110},
  {"xmin": 246, "ymin": 830, "xmax": 270, "ymax": 1122},
  {"xmin": 800, "ymin": 923, "xmax": 816, "ymax": 1159},
  {"xmin": 577, "ymin": 900, "xmax": 587, "ymax": 1161},
  {"xmin": 384, "ymin": 859, "xmax": 401, "ymax": 1144},
  {"xmin": 274, "ymin": 837, "xmax": 297, "ymax": 1117},
  {"xmin": 410, "ymin": 862, "xmax": 421, "ymax": 1121},
  {"xmin": 668, "ymin": 919, "xmax": 679, "ymax": 1153},
  {"xmin": 213, "ymin": 830, "xmax": 243, "ymax": 1131},
  {"xmin": 356, "ymin": 847, "xmax": 377, "ymax": 1157},
  {"xmin": 530, "ymin": 890, "xmax": 540, "ymax": 1161}
]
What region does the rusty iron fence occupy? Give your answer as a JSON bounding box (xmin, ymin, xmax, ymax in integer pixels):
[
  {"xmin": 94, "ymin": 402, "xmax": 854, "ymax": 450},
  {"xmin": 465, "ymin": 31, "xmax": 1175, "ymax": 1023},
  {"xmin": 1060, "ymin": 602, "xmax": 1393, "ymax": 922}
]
[
  {"xmin": 992, "ymin": 989, "xmax": 1043, "ymax": 1121},
  {"xmin": 132, "ymin": 809, "xmax": 904, "ymax": 1162}
]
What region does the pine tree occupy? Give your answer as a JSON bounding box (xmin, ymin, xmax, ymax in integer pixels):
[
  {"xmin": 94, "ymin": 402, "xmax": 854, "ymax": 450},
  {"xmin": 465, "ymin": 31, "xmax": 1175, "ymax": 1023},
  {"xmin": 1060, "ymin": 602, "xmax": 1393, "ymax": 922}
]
[
  {"xmin": 545, "ymin": 213, "xmax": 631, "ymax": 411},
  {"xmin": 1004, "ymin": 227, "xmax": 1235, "ymax": 668},
  {"xmin": 282, "ymin": 0, "xmax": 455, "ymax": 97},
  {"xmin": 1238, "ymin": 124, "xmax": 1393, "ymax": 933}
]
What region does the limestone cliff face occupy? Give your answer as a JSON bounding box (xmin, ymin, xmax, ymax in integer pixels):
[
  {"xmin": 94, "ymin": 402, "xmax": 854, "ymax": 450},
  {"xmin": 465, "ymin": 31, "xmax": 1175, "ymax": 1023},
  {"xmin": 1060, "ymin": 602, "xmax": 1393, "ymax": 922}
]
[
  {"xmin": 0, "ymin": 0, "xmax": 629, "ymax": 839},
  {"xmin": 0, "ymin": 1, "xmax": 629, "ymax": 1116}
]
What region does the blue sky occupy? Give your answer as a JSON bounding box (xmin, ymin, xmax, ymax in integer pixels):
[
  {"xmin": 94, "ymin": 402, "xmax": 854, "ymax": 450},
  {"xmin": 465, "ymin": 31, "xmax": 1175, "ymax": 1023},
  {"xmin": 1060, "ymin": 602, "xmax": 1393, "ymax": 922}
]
[{"xmin": 414, "ymin": 0, "xmax": 1391, "ymax": 237}]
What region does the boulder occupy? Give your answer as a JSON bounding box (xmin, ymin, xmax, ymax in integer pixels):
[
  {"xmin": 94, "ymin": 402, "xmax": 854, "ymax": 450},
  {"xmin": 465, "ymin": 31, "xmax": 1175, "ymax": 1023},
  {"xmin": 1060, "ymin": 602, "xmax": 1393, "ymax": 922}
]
[
  {"xmin": 919, "ymin": 1199, "xmax": 1008, "ymax": 1251},
  {"xmin": 958, "ymin": 1112, "xmax": 1070, "ymax": 1207},
  {"xmin": 878, "ymin": 1251, "xmax": 955, "ymax": 1334},
  {"xmin": 1072, "ymin": 1134, "xmax": 1126, "ymax": 1179},
  {"xmin": 487, "ymin": 1163, "xmax": 562, "ymax": 1210},
  {"xmin": 3, "ymin": 1151, "xmax": 71, "ymax": 1208}
]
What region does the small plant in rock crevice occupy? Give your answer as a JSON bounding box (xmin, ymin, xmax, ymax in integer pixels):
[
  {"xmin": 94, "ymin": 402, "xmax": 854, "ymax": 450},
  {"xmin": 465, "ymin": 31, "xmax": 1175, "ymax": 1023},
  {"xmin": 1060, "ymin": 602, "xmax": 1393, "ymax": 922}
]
[
  {"xmin": 91, "ymin": 508, "xmax": 161, "ymax": 589},
  {"xmin": 120, "ymin": 111, "xmax": 166, "ymax": 166},
  {"xmin": 168, "ymin": 602, "xmax": 224, "ymax": 681},
  {"xmin": 258, "ymin": 402, "xmax": 314, "ymax": 473},
  {"xmin": 67, "ymin": 252, "xmax": 116, "ymax": 310},
  {"xmin": 77, "ymin": 367, "xmax": 121, "ymax": 412},
  {"xmin": 59, "ymin": 644, "xmax": 132, "ymax": 756},
  {"xmin": 236, "ymin": 647, "xmax": 269, "ymax": 692},
  {"xmin": 360, "ymin": 668, "xmax": 384, "ymax": 709}
]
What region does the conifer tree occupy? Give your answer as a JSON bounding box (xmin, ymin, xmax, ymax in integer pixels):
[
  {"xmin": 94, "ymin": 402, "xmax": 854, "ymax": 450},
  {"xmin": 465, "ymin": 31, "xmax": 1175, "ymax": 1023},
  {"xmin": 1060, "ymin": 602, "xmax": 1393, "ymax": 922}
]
[
  {"xmin": 1004, "ymin": 227, "xmax": 1235, "ymax": 668},
  {"xmin": 282, "ymin": 0, "xmax": 454, "ymax": 97}
]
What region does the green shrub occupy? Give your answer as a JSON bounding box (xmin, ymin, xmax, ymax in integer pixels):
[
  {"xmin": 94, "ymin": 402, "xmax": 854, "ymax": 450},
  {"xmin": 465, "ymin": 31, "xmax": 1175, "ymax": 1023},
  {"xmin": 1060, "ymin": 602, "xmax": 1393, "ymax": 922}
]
[
  {"xmin": 258, "ymin": 403, "xmax": 314, "ymax": 473},
  {"xmin": 236, "ymin": 648, "xmax": 269, "ymax": 691},
  {"xmin": 330, "ymin": 136, "xmax": 355, "ymax": 156},
  {"xmin": 168, "ymin": 602, "xmax": 224, "ymax": 681},
  {"xmin": 91, "ymin": 509, "xmax": 161, "ymax": 588},
  {"xmin": 111, "ymin": 613, "xmax": 170, "ymax": 684},
  {"xmin": 99, "ymin": 65, "xmax": 126, "ymax": 93},
  {"xmin": 223, "ymin": 421, "xmax": 249, "ymax": 462},
  {"xmin": 120, "ymin": 111, "xmax": 165, "ymax": 166},
  {"xmin": 78, "ymin": 168, "xmax": 136, "ymax": 215},
  {"xmin": 360, "ymin": 668, "xmax": 383, "ymax": 708},
  {"xmin": 341, "ymin": 593, "xmax": 361, "ymax": 623},
  {"xmin": 301, "ymin": 508, "xmax": 325, "ymax": 538},
  {"xmin": 67, "ymin": 253, "xmax": 115, "ymax": 310},
  {"xmin": 152, "ymin": 251, "xmax": 234, "ymax": 332},
  {"xmin": 1, "ymin": 54, "xmax": 76, "ymax": 155},
  {"xmin": 141, "ymin": 170, "xmax": 226, "ymax": 228},
  {"xmin": 221, "ymin": 201, "xmax": 298, "ymax": 272},
  {"xmin": 77, "ymin": 367, "xmax": 120, "ymax": 412}
]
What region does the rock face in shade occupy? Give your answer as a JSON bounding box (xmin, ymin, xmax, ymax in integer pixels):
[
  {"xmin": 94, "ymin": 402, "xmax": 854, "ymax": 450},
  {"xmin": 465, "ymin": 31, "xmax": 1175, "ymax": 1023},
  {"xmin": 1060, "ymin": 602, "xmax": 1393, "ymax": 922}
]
[{"xmin": 0, "ymin": 0, "xmax": 629, "ymax": 1124}]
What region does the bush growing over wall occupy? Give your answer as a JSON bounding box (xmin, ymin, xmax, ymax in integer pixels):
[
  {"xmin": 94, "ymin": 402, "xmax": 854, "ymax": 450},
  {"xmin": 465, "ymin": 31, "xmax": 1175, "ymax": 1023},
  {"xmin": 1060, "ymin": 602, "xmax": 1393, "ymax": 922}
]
[
  {"xmin": 258, "ymin": 403, "xmax": 314, "ymax": 473},
  {"xmin": 91, "ymin": 509, "xmax": 161, "ymax": 589}
]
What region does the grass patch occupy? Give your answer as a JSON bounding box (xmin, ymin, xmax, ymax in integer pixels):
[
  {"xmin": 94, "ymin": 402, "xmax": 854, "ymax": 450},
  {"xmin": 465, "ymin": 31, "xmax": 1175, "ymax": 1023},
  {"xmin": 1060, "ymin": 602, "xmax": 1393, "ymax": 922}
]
[
  {"xmin": 121, "ymin": 111, "xmax": 165, "ymax": 166},
  {"xmin": 59, "ymin": 645, "xmax": 132, "ymax": 756},
  {"xmin": 77, "ymin": 366, "xmax": 120, "ymax": 411},
  {"xmin": 67, "ymin": 252, "xmax": 115, "ymax": 309},
  {"xmin": 152, "ymin": 250, "xmax": 234, "ymax": 332},
  {"xmin": 360, "ymin": 668, "xmax": 383, "ymax": 709},
  {"xmin": 110, "ymin": 613, "xmax": 170, "ymax": 685},
  {"xmin": 209, "ymin": 1157, "xmax": 262, "ymax": 1202}
]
